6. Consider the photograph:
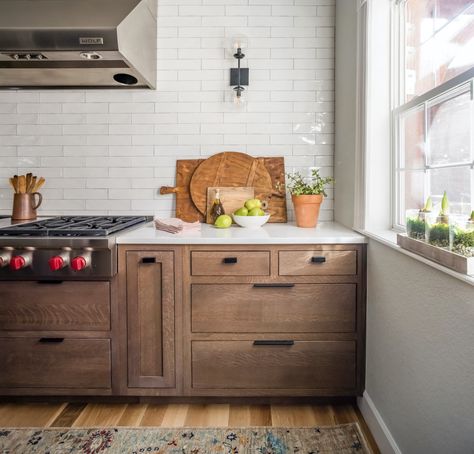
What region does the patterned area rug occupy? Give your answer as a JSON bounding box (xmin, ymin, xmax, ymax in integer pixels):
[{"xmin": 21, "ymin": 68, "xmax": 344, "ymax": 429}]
[{"xmin": 0, "ymin": 424, "xmax": 371, "ymax": 454}]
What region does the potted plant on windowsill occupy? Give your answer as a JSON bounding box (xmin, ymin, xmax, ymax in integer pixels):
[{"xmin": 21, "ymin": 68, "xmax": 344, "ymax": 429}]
[{"xmin": 286, "ymin": 168, "xmax": 334, "ymax": 228}]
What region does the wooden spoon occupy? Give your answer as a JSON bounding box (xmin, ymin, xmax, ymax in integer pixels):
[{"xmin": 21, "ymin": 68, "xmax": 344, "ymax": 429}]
[
  {"xmin": 25, "ymin": 173, "xmax": 32, "ymax": 193},
  {"xmin": 18, "ymin": 175, "xmax": 26, "ymax": 194},
  {"xmin": 32, "ymin": 177, "xmax": 45, "ymax": 192}
]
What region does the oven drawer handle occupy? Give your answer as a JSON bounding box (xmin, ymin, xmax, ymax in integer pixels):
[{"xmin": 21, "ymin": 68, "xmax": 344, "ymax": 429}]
[
  {"xmin": 253, "ymin": 340, "xmax": 294, "ymax": 346},
  {"xmin": 253, "ymin": 283, "xmax": 295, "ymax": 288},
  {"xmin": 39, "ymin": 337, "xmax": 64, "ymax": 344},
  {"xmin": 223, "ymin": 257, "xmax": 238, "ymax": 264},
  {"xmin": 37, "ymin": 280, "xmax": 63, "ymax": 284},
  {"xmin": 311, "ymin": 256, "xmax": 326, "ymax": 263},
  {"xmin": 142, "ymin": 257, "xmax": 156, "ymax": 264}
]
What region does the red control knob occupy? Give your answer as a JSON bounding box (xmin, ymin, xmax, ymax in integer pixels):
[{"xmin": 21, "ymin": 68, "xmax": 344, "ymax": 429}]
[
  {"xmin": 49, "ymin": 256, "xmax": 65, "ymax": 271},
  {"xmin": 10, "ymin": 256, "xmax": 26, "ymax": 271},
  {"xmin": 71, "ymin": 256, "xmax": 87, "ymax": 271}
]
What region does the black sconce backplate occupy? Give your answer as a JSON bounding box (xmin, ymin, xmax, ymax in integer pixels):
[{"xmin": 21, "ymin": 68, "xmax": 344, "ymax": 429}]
[{"xmin": 230, "ymin": 68, "xmax": 249, "ymax": 86}]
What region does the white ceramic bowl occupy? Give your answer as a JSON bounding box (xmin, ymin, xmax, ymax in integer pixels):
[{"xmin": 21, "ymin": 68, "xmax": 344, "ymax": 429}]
[{"xmin": 232, "ymin": 213, "xmax": 270, "ymax": 229}]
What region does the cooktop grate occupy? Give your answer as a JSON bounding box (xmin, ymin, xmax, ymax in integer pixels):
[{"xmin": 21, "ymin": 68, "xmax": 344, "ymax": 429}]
[{"xmin": 0, "ymin": 215, "xmax": 151, "ymax": 237}]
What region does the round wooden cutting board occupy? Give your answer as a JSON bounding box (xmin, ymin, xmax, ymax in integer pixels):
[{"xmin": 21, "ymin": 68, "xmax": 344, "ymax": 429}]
[{"xmin": 189, "ymin": 152, "xmax": 273, "ymax": 216}]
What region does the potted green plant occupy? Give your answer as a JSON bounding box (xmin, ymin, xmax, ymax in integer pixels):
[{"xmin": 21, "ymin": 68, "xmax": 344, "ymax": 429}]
[
  {"xmin": 427, "ymin": 192, "xmax": 452, "ymax": 248},
  {"xmin": 286, "ymin": 168, "xmax": 334, "ymax": 228},
  {"xmin": 406, "ymin": 196, "xmax": 432, "ymax": 240}
]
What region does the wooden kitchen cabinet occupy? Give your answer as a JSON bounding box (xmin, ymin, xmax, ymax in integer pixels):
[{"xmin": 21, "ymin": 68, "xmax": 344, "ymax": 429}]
[
  {"xmin": 0, "ymin": 281, "xmax": 114, "ymax": 396},
  {"xmin": 117, "ymin": 246, "xmax": 182, "ymax": 395},
  {"xmin": 183, "ymin": 244, "xmax": 366, "ymax": 397}
]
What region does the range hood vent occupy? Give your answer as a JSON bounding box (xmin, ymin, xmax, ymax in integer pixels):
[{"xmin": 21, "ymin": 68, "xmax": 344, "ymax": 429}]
[{"xmin": 0, "ymin": 0, "xmax": 157, "ymax": 89}]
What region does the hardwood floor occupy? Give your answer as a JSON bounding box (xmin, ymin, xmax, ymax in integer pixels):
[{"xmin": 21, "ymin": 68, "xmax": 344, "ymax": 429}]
[{"xmin": 0, "ymin": 401, "xmax": 379, "ymax": 453}]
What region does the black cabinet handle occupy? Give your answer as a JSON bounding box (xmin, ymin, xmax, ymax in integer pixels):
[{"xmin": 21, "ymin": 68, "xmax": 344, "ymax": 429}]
[
  {"xmin": 311, "ymin": 256, "xmax": 326, "ymax": 263},
  {"xmin": 37, "ymin": 280, "xmax": 63, "ymax": 284},
  {"xmin": 253, "ymin": 283, "xmax": 295, "ymax": 288},
  {"xmin": 223, "ymin": 257, "xmax": 238, "ymax": 264},
  {"xmin": 253, "ymin": 340, "xmax": 294, "ymax": 346},
  {"xmin": 142, "ymin": 257, "xmax": 156, "ymax": 263},
  {"xmin": 39, "ymin": 338, "xmax": 64, "ymax": 344}
]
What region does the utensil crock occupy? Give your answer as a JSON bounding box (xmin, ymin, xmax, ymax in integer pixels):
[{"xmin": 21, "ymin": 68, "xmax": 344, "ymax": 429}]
[{"xmin": 12, "ymin": 193, "xmax": 42, "ymax": 221}]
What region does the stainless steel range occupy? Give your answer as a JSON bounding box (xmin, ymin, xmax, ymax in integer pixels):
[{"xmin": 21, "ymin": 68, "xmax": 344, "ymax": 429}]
[{"xmin": 0, "ymin": 215, "xmax": 151, "ymax": 280}]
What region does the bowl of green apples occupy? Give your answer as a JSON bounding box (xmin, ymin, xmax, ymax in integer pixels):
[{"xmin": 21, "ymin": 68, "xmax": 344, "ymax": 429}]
[{"xmin": 232, "ymin": 198, "xmax": 270, "ymax": 229}]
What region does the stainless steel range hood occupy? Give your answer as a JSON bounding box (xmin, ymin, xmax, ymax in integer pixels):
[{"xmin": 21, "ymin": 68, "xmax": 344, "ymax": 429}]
[{"xmin": 0, "ymin": 0, "xmax": 157, "ymax": 88}]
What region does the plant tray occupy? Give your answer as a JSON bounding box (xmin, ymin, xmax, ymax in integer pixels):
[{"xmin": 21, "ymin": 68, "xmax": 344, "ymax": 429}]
[{"xmin": 397, "ymin": 234, "xmax": 474, "ymax": 276}]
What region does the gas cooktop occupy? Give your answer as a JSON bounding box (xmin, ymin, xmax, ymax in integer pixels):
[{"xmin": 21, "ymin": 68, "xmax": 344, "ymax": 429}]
[{"xmin": 0, "ymin": 215, "xmax": 151, "ymax": 237}]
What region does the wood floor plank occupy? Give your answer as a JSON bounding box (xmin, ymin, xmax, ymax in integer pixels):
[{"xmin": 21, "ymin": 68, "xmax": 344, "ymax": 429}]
[
  {"xmin": 250, "ymin": 405, "xmax": 272, "ymax": 426},
  {"xmin": 50, "ymin": 403, "xmax": 88, "ymax": 428},
  {"xmin": 116, "ymin": 404, "xmax": 148, "ymax": 427},
  {"xmin": 0, "ymin": 403, "xmax": 66, "ymax": 427},
  {"xmin": 139, "ymin": 404, "xmax": 167, "ymax": 427},
  {"xmin": 161, "ymin": 404, "xmax": 189, "ymax": 427},
  {"xmin": 332, "ymin": 404, "xmax": 358, "ymax": 425},
  {"xmin": 202, "ymin": 404, "xmax": 230, "ymax": 427},
  {"xmin": 311, "ymin": 405, "xmax": 336, "ymax": 426},
  {"xmin": 72, "ymin": 403, "xmax": 127, "ymax": 427},
  {"xmin": 270, "ymin": 405, "xmax": 317, "ymax": 427},
  {"xmin": 183, "ymin": 404, "xmax": 208, "ymax": 427},
  {"xmin": 228, "ymin": 405, "xmax": 251, "ymax": 426}
]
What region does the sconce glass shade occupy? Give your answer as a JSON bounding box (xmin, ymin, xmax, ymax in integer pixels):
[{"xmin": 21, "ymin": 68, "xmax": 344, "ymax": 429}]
[
  {"xmin": 231, "ymin": 35, "xmax": 248, "ymax": 51},
  {"xmin": 233, "ymin": 86, "xmax": 246, "ymax": 105}
]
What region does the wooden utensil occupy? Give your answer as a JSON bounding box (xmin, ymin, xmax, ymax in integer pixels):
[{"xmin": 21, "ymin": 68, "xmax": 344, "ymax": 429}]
[
  {"xmin": 159, "ymin": 159, "xmax": 205, "ymax": 222},
  {"xmin": 32, "ymin": 177, "xmax": 45, "ymax": 193},
  {"xmin": 28, "ymin": 176, "xmax": 37, "ymax": 193},
  {"xmin": 18, "ymin": 175, "xmax": 26, "ymax": 194},
  {"xmin": 206, "ymin": 187, "xmax": 255, "ymax": 224},
  {"xmin": 190, "ymin": 152, "xmax": 273, "ymax": 217}
]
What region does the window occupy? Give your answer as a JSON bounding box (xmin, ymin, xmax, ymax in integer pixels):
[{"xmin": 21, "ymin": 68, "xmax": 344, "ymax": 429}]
[{"xmin": 393, "ymin": 0, "xmax": 474, "ymax": 228}]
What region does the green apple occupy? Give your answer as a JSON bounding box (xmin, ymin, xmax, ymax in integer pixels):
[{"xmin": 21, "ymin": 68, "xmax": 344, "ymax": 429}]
[
  {"xmin": 248, "ymin": 207, "xmax": 265, "ymax": 216},
  {"xmin": 214, "ymin": 214, "xmax": 232, "ymax": 228},
  {"xmin": 234, "ymin": 207, "xmax": 248, "ymax": 216},
  {"xmin": 244, "ymin": 198, "xmax": 262, "ymax": 211}
]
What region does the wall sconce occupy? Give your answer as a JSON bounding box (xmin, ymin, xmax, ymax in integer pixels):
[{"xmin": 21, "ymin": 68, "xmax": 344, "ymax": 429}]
[{"xmin": 230, "ymin": 44, "xmax": 249, "ymax": 105}]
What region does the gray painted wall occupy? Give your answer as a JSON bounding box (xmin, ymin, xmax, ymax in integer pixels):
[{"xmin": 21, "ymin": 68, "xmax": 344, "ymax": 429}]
[
  {"xmin": 366, "ymin": 241, "xmax": 474, "ymax": 453},
  {"xmin": 334, "ymin": 0, "xmax": 357, "ymax": 228},
  {"xmin": 334, "ymin": 3, "xmax": 474, "ymax": 453}
]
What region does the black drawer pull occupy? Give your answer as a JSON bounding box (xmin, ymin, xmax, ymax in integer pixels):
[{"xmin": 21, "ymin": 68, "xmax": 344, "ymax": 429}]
[
  {"xmin": 253, "ymin": 340, "xmax": 294, "ymax": 346},
  {"xmin": 142, "ymin": 257, "xmax": 156, "ymax": 264},
  {"xmin": 39, "ymin": 338, "xmax": 64, "ymax": 344},
  {"xmin": 311, "ymin": 256, "xmax": 326, "ymax": 263},
  {"xmin": 253, "ymin": 283, "xmax": 295, "ymax": 288},
  {"xmin": 223, "ymin": 257, "xmax": 238, "ymax": 264},
  {"xmin": 37, "ymin": 280, "xmax": 63, "ymax": 284}
]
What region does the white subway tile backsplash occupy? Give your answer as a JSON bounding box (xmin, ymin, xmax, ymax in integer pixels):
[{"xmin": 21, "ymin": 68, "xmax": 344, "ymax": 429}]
[{"xmin": 0, "ymin": 0, "xmax": 335, "ymax": 219}]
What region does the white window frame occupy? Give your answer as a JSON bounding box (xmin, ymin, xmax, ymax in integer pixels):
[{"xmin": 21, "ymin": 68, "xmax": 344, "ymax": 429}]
[{"xmin": 391, "ymin": 1, "xmax": 474, "ymax": 230}]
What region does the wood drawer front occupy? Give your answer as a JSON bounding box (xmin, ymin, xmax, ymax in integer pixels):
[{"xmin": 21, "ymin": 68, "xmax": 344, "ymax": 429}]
[
  {"xmin": 191, "ymin": 251, "xmax": 270, "ymax": 276},
  {"xmin": 0, "ymin": 281, "xmax": 110, "ymax": 331},
  {"xmin": 279, "ymin": 250, "xmax": 357, "ymax": 276},
  {"xmin": 0, "ymin": 338, "xmax": 111, "ymax": 389},
  {"xmin": 192, "ymin": 283, "xmax": 356, "ymax": 333},
  {"xmin": 192, "ymin": 340, "xmax": 356, "ymax": 390}
]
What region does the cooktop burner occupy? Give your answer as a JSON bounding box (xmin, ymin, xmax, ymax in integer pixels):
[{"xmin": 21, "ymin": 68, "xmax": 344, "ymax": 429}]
[{"xmin": 0, "ymin": 215, "xmax": 151, "ymax": 237}]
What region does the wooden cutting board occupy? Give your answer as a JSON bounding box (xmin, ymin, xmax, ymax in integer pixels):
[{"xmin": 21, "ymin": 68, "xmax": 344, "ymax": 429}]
[
  {"xmin": 160, "ymin": 154, "xmax": 288, "ymax": 223},
  {"xmin": 206, "ymin": 186, "xmax": 255, "ymax": 224},
  {"xmin": 159, "ymin": 159, "xmax": 205, "ymax": 222},
  {"xmin": 190, "ymin": 152, "xmax": 273, "ymax": 216}
]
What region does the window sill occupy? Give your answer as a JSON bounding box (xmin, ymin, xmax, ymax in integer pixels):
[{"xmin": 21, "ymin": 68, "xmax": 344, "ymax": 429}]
[{"xmin": 354, "ymin": 227, "xmax": 474, "ymax": 287}]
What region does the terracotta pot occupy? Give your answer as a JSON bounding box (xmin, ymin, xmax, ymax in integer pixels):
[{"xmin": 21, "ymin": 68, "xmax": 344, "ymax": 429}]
[{"xmin": 292, "ymin": 194, "xmax": 323, "ymax": 228}]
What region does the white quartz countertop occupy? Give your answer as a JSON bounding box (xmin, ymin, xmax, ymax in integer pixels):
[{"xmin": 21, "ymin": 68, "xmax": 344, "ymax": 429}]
[{"xmin": 116, "ymin": 221, "xmax": 366, "ymax": 245}]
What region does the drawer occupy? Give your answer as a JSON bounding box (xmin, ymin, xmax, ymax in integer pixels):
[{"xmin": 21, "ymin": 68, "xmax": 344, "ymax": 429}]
[
  {"xmin": 279, "ymin": 250, "xmax": 357, "ymax": 276},
  {"xmin": 192, "ymin": 283, "xmax": 356, "ymax": 333},
  {"xmin": 191, "ymin": 251, "xmax": 270, "ymax": 276},
  {"xmin": 0, "ymin": 337, "xmax": 111, "ymax": 389},
  {"xmin": 0, "ymin": 281, "xmax": 110, "ymax": 331},
  {"xmin": 192, "ymin": 340, "xmax": 356, "ymax": 389}
]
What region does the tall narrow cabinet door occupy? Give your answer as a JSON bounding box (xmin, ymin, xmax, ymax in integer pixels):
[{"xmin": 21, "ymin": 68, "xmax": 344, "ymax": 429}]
[{"xmin": 126, "ymin": 251, "xmax": 175, "ymax": 388}]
